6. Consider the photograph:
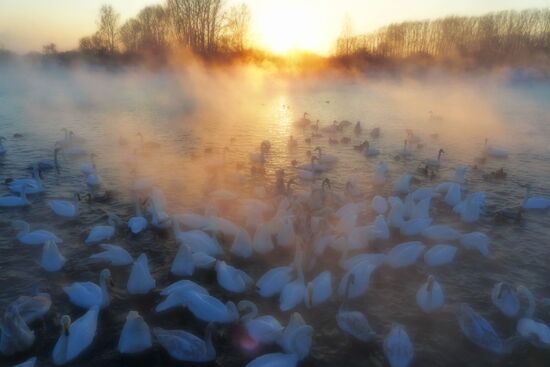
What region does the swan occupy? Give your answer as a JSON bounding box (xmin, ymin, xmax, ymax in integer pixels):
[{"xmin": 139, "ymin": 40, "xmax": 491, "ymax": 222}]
[
  {"xmin": 154, "ymin": 325, "xmax": 216, "ymax": 362},
  {"xmin": 279, "ymin": 248, "xmax": 306, "ymax": 311},
  {"xmin": 276, "ymin": 215, "xmax": 296, "ymax": 248},
  {"xmin": 314, "ymin": 146, "xmax": 338, "ymax": 165},
  {"xmin": 523, "ymin": 184, "xmax": 550, "ymax": 210},
  {"xmin": 399, "ymin": 218, "xmax": 433, "ymax": 237},
  {"xmin": 336, "ymin": 275, "xmax": 376, "ymax": 342},
  {"xmin": 422, "ymin": 225, "xmax": 460, "ymax": 242},
  {"xmin": 155, "ymin": 282, "xmax": 209, "ymax": 312},
  {"xmin": 484, "ymin": 139, "xmax": 509, "ymax": 159},
  {"xmin": 455, "ymin": 303, "xmax": 512, "ymax": 354},
  {"xmin": 444, "ymin": 183, "xmax": 461, "ymax": 206},
  {"xmin": 278, "ymin": 312, "xmax": 312, "ymax": 359},
  {"xmin": 411, "ymin": 187, "xmax": 439, "ymax": 202},
  {"xmin": 416, "ymin": 275, "xmax": 445, "ymax": 313},
  {"xmin": 0, "ymin": 306, "xmax": 35, "ymax": 355},
  {"xmin": 368, "ymin": 214, "xmax": 390, "ymax": 241},
  {"xmin": 455, "ymin": 193, "xmax": 483, "ymax": 223},
  {"xmin": 86, "ymin": 172, "xmax": 102, "ymax": 187},
  {"xmin": 304, "ymin": 271, "xmax": 332, "ymax": 308},
  {"xmin": 256, "ymin": 264, "xmax": 294, "ymax": 298},
  {"xmin": 253, "ymin": 223, "xmax": 275, "ymax": 254},
  {"xmin": 454, "ymin": 166, "xmax": 467, "ymax": 184},
  {"xmin": 48, "ymin": 193, "xmax": 79, "ymax": 218},
  {"xmin": 128, "ymin": 198, "xmax": 147, "ymax": 234},
  {"xmin": 371, "ymin": 195, "xmax": 388, "ymax": 215},
  {"xmin": 374, "ymin": 162, "xmax": 388, "ymax": 185},
  {"xmin": 517, "ymin": 318, "xmax": 550, "ymax": 348},
  {"xmin": 203, "ymin": 215, "xmax": 241, "ymax": 237},
  {"xmin": 383, "ymin": 324, "xmax": 414, "ymax": 367},
  {"xmin": 297, "ymin": 156, "xmax": 325, "ymax": 172},
  {"xmin": 246, "ymin": 353, "xmax": 298, "ymax": 367},
  {"xmin": 0, "ymin": 184, "xmax": 31, "ymax": 207},
  {"xmin": 84, "ymin": 214, "xmax": 120, "ymax": 245},
  {"xmin": 362, "ymin": 141, "xmax": 380, "ymax": 157},
  {"xmin": 411, "ymin": 196, "xmax": 433, "ymax": 220},
  {"xmin": 41, "ymin": 240, "xmax": 66, "ymax": 272},
  {"xmin": 394, "ymin": 174, "xmax": 413, "ymax": 194},
  {"xmin": 8, "ymin": 288, "xmax": 51, "ymax": 324},
  {"xmin": 231, "ymin": 228, "xmax": 253, "ymax": 258},
  {"xmin": 127, "ymin": 253, "xmax": 156, "ymax": 295},
  {"xmin": 426, "ymin": 148, "xmax": 445, "ymax": 169},
  {"xmin": 8, "ymin": 165, "xmax": 44, "ymax": 194},
  {"xmin": 238, "ymin": 300, "xmax": 284, "ymax": 344},
  {"xmin": 52, "ymin": 306, "xmax": 98, "ymax": 365},
  {"xmin": 385, "ymin": 241, "xmax": 426, "ymax": 268},
  {"xmin": 174, "ymin": 228, "xmax": 223, "ymax": 257},
  {"xmin": 388, "ymin": 197, "xmax": 405, "ymax": 229},
  {"xmin": 184, "ymin": 291, "xmax": 238, "ymax": 323},
  {"xmin": 172, "ymin": 242, "xmax": 216, "ymax": 276},
  {"xmin": 216, "ymin": 260, "xmax": 253, "ymax": 293},
  {"xmin": 118, "ymin": 310, "xmax": 152, "ymax": 354},
  {"xmin": 80, "ymin": 153, "xmax": 97, "ymax": 175},
  {"xmin": 423, "ymin": 244, "xmax": 457, "ymax": 267},
  {"xmin": 12, "ymin": 220, "xmax": 62, "ymax": 246},
  {"xmin": 337, "ymin": 262, "xmax": 377, "ymax": 299},
  {"xmin": 491, "ymin": 282, "xmax": 520, "ymax": 317},
  {"xmin": 13, "ymin": 357, "xmax": 37, "ymax": 367},
  {"xmin": 459, "ymin": 231, "xmax": 490, "ymax": 257},
  {"xmin": 64, "ymin": 268, "xmax": 112, "ymax": 309},
  {"xmin": 89, "ymin": 244, "xmax": 133, "ymax": 266}
]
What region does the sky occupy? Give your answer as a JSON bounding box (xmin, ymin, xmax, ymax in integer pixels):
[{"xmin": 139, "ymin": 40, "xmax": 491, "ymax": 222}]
[{"xmin": 1, "ymin": 0, "xmax": 549, "ymax": 54}]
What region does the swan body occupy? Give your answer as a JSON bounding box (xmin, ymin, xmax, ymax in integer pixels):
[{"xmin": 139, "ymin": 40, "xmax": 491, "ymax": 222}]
[
  {"xmin": 422, "ymin": 225, "xmax": 460, "ymax": 242},
  {"xmin": 90, "ymin": 244, "xmax": 133, "ymax": 266},
  {"xmin": 304, "ymin": 271, "xmax": 332, "ymax": 307},
  {"xmin": 8, "ymin": 291, "xmax": 51, "ymax": 324},
  {"xmin": 118, "ymin": 311, "xmax": 152, "ymax": 354},
  {"xmin": 253, "ymin": 223, "xmax": 275, "ymax": 254},
  {"xmin": 523, "ymin": 186, "xmax": 550, "ymax": 210},
  {"xmin": 184, "ymin": 292, "xmax": 238, "ymax": 323},
  {"xmin": 171, "ymin": 242, "xmax": 197, "ymax": 276},
  {"xmin": 13, "ymin": 357, "xmax": 37, "ymax": 367},
  {"xmin": 455, "ymin": 303, "xmax": 504, "ymax": 354},
  {"xmin": 85, "ymin": 215, "xmax": 119, "ymax": 245},
  {"xmin": 374, "ymin": 162, "xmax": 388, "ymax": 185},
  {"xmin": 175, "ymin": 229, "xmax": 223, "ymax": 257},
  {"xmin": 337, "ymin": 263, "xmax": 377, "ymax": 299},
  {"xmin": 238, "ymin": 300, "xmax": 284, "ymax": 344},
  {"xmin": 485, "ymin": 145, "xmax": 509, "ymax": 159},
  {"xmin": 9, "ymin": 171, "xmax": 44, "ymax": 194},
  {"xmin": 0, "ymin": 188, "xmax": 30, "ymax": 207},
  {"xmin": 48, "ymin": 194, "xmax": 79, "ymax": 218},
  {"xmin": 64, "ymin": 269, "xmax": 111, "ymax": 309},
  {"xmin": 0, "ymin": 306, "xmax": 35, "ymax": 355},
  {"xmin": 279, "ymin": 278, "xmax": 306, "ymax": 312},
  {"xmin": 52, "ymin": 307, "xmax": 98, "ymax": 365},
  {"xmin": 517, "ymin": 318, "xmax": 550, "ymax": 348},
  {"xmin": 154, "ymin": 327, "xmax": 216, "ymax": 362},
  {"xmin": 400, "ymin": 218, "xmax": 432, "ymax": 237},
  {"xmin": 454, "ymin": 166, "xmax": 467, "ymax": 184},
  {"xmin": 128, "ymin": 216, "xmax": 147, "ymax": 234},
  {"xmin": 416, "ymin": 276, "xmax": 445, "ymax": 313},
  {"xmin": 12, "ymin": 220, "xmax": 62, "ymax": 246},
  {"xmin": 246, "ymin": 353, "xmax": 298, "ymax": 367},
  {"xmin": 386, "ymin": 241, "xmax": 426, "ymax": 268},
  {"xmin": 278, "ymin": 313, "xmax": 312, "ymax": 359},
  {"xmin": 371, "ymin": 195, "xmax": 388, "ymax": 214},
  {"xmin": 216, "ymin": 260, "xmax": 253, "ymax": 293},
  {"xmin": 460, "ymin": 232, "xmax": 490, "ymax": 257},
  {"xmin": 384, "ymin": 324, "xmax": 414, "ymax": 367},
  {"xmin": 491, "ymin": 282, "xmax": 520, "ymax": 317},
  {"xmin": 127, "ymin": 253, "xmax": 155, "ymax": 295},
  {"xmin": 394, "ymin": 174, "xmax": 413, "ymax": 194},
  {"xmin": 156, "ymin": 284, "xmax": 209, "ymax": 312},
  {"xmin": 41, "ymin": 240, "xmax": 66, "ymax": 272},
  {"xmin": 424, "ymin": 244, "xmax": 457, "ymax": 267},
  {"xmin": 86, "ymin": 173, "xmax": 102, "ymax": 187},
  {"xmin": 231, "ymin": 228, "xmax": 253, "ymax": 258},
  {"xmin": 256, "ymin": 265, "xmax": 294, "ymax": 298},
  {"xmin": 336, "ymin": 307, "xmax": 376, "ymax": 342},
  {"xmin": 444, "ymin": 183, "xmax": 462, "ymax": 206}
]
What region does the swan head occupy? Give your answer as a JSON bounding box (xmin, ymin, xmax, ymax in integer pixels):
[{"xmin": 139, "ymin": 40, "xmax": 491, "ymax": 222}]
[
  {"xmin": 60, "ymin": 315, "xmax": 71, "ymax": 336},
  {"xmin": 322, "ymin": 178, "xmax": 331, "ymax": 192},
  {"xmin": 127, "ymin": 310, "xmax": 141, "ymax": 321},
  {"xmin": 100, "ymin": 268, "xmax": 114, "ymax": 287}
]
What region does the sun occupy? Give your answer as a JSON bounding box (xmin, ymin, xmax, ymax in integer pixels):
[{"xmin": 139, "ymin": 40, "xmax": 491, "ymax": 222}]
[{"xmin": 253, "ymin": 2, "xmax": 324, "ymax": 55}]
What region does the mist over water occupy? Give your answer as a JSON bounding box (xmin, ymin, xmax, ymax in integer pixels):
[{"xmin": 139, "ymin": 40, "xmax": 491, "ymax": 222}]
[{"xmin": 1, "ymin": 62, "xmax": 550, "ymax": 366}]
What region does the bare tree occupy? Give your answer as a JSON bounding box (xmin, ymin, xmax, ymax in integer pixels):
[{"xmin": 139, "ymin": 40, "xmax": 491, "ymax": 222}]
[
  {"xmin": 222, "ymin": 3, "xmax": 251, "ymax": 52},
  {"xmin": 97, "ymin": 5, "xmax": 120, "ymax": 54},
  {"xmin": 42, "ymin": 43, "xmax": 57, "ymax": 55}
]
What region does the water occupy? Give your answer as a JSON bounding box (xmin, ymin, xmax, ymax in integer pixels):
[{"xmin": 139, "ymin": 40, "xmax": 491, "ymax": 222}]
[{"xmin": 1, "ymin": 63, "xmax": 550, "ymax": 367}]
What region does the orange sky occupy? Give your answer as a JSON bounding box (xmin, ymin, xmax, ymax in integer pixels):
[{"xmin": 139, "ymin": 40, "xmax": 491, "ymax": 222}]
[{"xmin": 1, "ymin": 0, "xmax": 548, "ymax": 54}]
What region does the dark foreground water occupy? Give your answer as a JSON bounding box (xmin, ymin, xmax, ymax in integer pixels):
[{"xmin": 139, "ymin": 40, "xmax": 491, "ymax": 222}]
[{"xmin": 1, "ymin": 64, "xmax": 550, "ymax": 366}]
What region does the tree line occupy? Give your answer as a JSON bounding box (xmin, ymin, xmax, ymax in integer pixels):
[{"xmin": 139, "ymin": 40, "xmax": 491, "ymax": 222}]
[
  {"xmin": 78, "ymin": 1, "xmax": 251, "ymax": 59},
  {"xmin": 334, "ymin": 9, "xmax": 550, "ymax": 67}
]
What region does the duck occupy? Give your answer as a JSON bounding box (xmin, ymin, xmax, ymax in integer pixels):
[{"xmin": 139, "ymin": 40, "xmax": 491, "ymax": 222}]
[
  {"xmin": 423, "ymin": 244, "xmax": 457, "ymax": 267},
  {"xmin": 118, "ymin": 310, "xmax": 152, "ymax": 354},
  {"xmin": 154, "ymin": 325, "xmax": 215, "ymax": 362},
  {"xmin": 48, "ymin": 193, "xmax": 80, "ymax": 218},
  {"xmin": 0, "ymin": 184, "xmax": 31, "ymax": 207},
  {"xmin": 84, "ymin": 214, "xmax": 121, "ymax": 245},
  {"xmin": 216, "ymin": 260, "xmax": 253, "ymax": 293},
  {"xmin": 385, "ymin": 241, "xmax": 426, "ymax": 268},
  {"xmin": 238, "ymin": 300, "xmax": 284, "ymax": 345},
  {"xmin": 416, "ymin": 275, "xmax": 445, "ymax": 313},
  {"xmin": 0, "ymin": 305, "xmax": 35, "ymax": 355},
  {"xmin": 127, "ymin": 253, "xmax": 156, "ymax": 295},
  {"xmin": 52, "ymin": 306, "xmax": 98, "ymax": 365},
  {"xmin": 245, "ymin": 353, "xmax": 298, "ymax": 367},
  {"xmin": 41, "ymin": 240, "xmax": 66, "ymax": 272},
  {"xmin": 12, "ymin": 220, "xmax": 62, "ymax": 246},
  {"xmin": 522, "ymin": 184, "xmax": 550, "ymax": 210},
  {"xmin": 64, "ymin": 269, "xmax": 112, "ymax": 309},
  {"xmin": 89, "ymin": 244, "xmax": 133, "ymax": 266},
  {"xmin": 383, "ymin": 324, "xmax": 414, "ymax": 367}
]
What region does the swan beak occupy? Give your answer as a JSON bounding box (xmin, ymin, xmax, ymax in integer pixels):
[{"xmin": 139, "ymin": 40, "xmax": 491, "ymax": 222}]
[{"xmin": 63, "ymin": 323, "xmax": 69, "ymax": 336}]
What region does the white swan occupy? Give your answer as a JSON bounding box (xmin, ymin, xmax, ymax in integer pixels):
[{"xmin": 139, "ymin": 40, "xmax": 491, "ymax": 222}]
[
  {"xmin": 80, "ymin": 153, "xmax": 97, "ymax": 175},
  {"xmin": 454, "ymin": 166, "xmax": 467, "ymax": 184},
  {"xmin": 455, "ymin": 193, "xmax": 483, "ymax": 223},
  {"xmin": 523, "ymin": 185, "xmax": 550, "ymax": 210},
  {"xmin": 253, "ymin": 223, "xmax": 275, "ymax": 254},
  {"xmin": 89, "ymin": 244, "xmax": 133, "ymax": 266},
  {"xmin": 385, "ymin": 241, "xmax": 426, "ymax": 268},
  {"xmin": 460, "ymin": 232, "xmax": 490, "ymax": 257},
  {"xmin": 278, "ymin": 312, "xmax": 312, "ymax": 359},
  {"xmin": 7, "ymin": 289, "xmax": 51, "ymax": 324},
  {"xmin": 48, "ymin": 193, "xmax": 79, "ymax": 218},
  {"xmin": 154, "ymin": 325, "xmax": 216, "ymax": 362},
  {"xmin": 238, "ymin": 300, "xmax": 284, "ymax": 344},
  {"xmin": 118, "ymin": 310, "xmax": 152, "ymax": 354},
  {"xmin": 13, "ymin": 357, "xmax": 37, "ymax": 367},
  {"xmin": 484, "ymin": 139, "xmax": 509, "ymax": 159},
  {"xmin": 416, "ymin": 275, "xmax": 445, "ymax": 313},
  {"xmin": 444, "ymin": 183, "xmax": 461, "ymax": 206},
  {"xmin": 314, "ymin": 146, "xmax": 338, "ymax": 165},
  {"xmin": 128, "ymin": 197, "xmax": 147, "ymax": 234},
  {"xmin": 0, "ymin": 136, "xmax": 6, "ymax": 155},
  {"xmin": 127, "ymin": 253, "xmax": 155, "ymax": 295},
  {"xmin": 517, "ymin": 318, "xmax": 550, "ymax": 348},
  {"xmin": 155, "ymin": 282, "xmax": 209, "ymax": 312},
  {"xmin": 0, "ymin": 306, "xmax": 35, "ymax": 355},
  {"xmin": 423, "ymin": 244, "xmax": 457, "ymax": 267},
  {"xmin": 337, "ymin": 262, "xmax": 377, "ymax": 299},
  {"xmin": 246, "ymin": 353, "xmax": 298, "ymax": 367},
  {"xmin": 279, "ymin": 251, "xmax": 306, "ymax": 311},
  {"xmin": 174, "ymin": 228, "xmax": 223, "ymax": 257},
  {"xmin": 52, "ymin": 306, "xmax": 98, "ymax": 365},
  {"xmin": 374, "ymin": 162, "xmax": 388, "ymax": 185},
  {"xmin": 455, "ymin": 303, "xmax": 506, "ymax": 354},
  {"xmin": 336, "ymin": 276, "xmax": 376, "ymax": 342},
  {"xmin": 231, "ymin": 228, "xmax": 253, "ymax": 258},
  {"xmin": 0, "ymin": 184, "xmax": 31, "ymax": 208},
  {"xmin": 183, "ymin": 291, "xmax": 238, "ymax": 323},
  {"xmin": 41, "ymin": 240, "xmax": 66, "ymax": 272},
  {"xmin": 84, "ymin": 214, "xmax": 120, "ymax": 245},
  {"xmin": 304, "ymin": 271, "xmax": 332, "ymax": 308},
  {"xmin": 383, "ymin": 324, "xmax": 414, "ymax": 367},
  {"xmin": 371, "ymin": 195, "xmax": 388, "ymax": 214},
  {"xmin": 64, "ymin": 269, "xmax": 112, "ymax": 309},
  {"xmin": 399, "ymin": 218, "xmax": 432, "ymax": 237},
  {"xmin": 426, "ymin": 148, "xmax": 445, "ymax": 169},
  {"xmin": 422, "ymin": 225, "xmax": 460, "ymax": 242},
  {"xmin": 491, "ymin": 282, "xmax": 520, "ymax": 317},
  {"xmin": 394, "ymin": 174, "xmax": 413, "ymax": 194},
  {"xmin": 216, "ymin": 260, "xmax": 253, "ymax": 293},
  {"xmin": 256, "ymin": 264, "xmax": 294, "ymax": 298},
  {"xmin": 86, "ymin": 172, "xmax": 102, "ymax": 187},
  {"xmin": 9, "ymin": 166, "xmax": 44, "ymax": 194},
  {"xmin": 12, "ymin": 220, "xmax": 62, "ymax": 246}
]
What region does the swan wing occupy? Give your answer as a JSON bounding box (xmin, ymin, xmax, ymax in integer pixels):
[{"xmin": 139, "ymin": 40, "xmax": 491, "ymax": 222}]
[{"xmin": 66, "ymin": 307, "xmax": 98, "ymax": 361}]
